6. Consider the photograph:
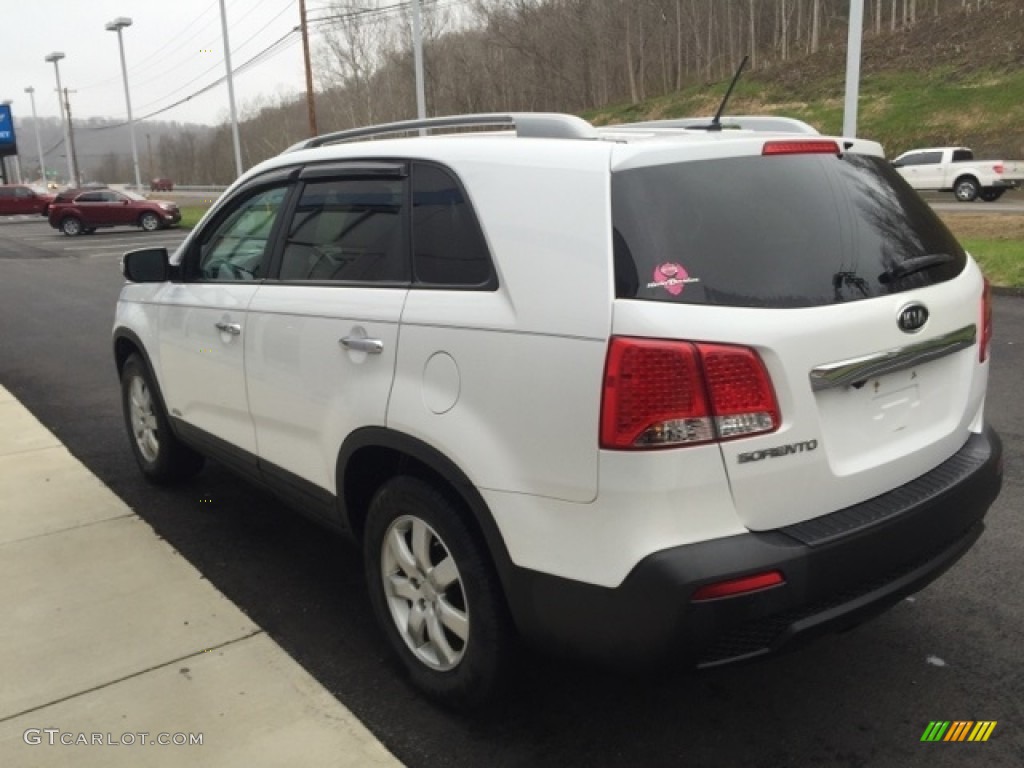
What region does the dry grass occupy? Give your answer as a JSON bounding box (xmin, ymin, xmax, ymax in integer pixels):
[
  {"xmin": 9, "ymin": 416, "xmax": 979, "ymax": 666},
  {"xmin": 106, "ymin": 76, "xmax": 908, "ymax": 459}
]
[{"xmin": 939, "ymin": 213, "xmax": 1024, "ymax": 241}]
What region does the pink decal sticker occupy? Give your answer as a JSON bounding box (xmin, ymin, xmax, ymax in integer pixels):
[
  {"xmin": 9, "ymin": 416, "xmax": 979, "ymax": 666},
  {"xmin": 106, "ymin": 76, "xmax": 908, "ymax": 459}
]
[{"xmin": 647, "ymin": 262, "xmax": 699, "ymax": 296}]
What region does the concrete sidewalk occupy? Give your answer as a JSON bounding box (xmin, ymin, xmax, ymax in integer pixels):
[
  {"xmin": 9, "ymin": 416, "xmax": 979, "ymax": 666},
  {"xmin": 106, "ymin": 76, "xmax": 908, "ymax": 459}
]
[{"xmin": 0, "ymin": 385, "xmax": 402, "ymax": 767}]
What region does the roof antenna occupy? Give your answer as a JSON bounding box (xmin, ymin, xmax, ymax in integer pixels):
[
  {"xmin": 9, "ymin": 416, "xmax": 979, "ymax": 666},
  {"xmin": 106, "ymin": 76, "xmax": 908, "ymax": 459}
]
[{"xmin": 708, "ymin": 56, "xmax": 750, "ymax": 132}]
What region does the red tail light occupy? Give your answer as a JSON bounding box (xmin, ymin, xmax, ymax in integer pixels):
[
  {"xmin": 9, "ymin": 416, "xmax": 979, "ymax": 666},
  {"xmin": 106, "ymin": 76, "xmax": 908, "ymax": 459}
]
[
  {"xmin": 980, "ymin": 278, "xmax": 993, "ymax": 363},
  {"xmin": 993, "ymin": 162, "xmax": 1004, "ymax": 175},
  {"xmin": 700, "ymin": 344, "xmax": 781, "ymax": 438},
  {"xmin": 600, "ymin": 338, "xmax": 779, "ymax": 450},
  {"xmin": 762, "ymin": 140, "xmax": 840, "ymax": 156},
  {"xmin": 691, "ymin": 570, "xmax": 786, "ymax": 601}
]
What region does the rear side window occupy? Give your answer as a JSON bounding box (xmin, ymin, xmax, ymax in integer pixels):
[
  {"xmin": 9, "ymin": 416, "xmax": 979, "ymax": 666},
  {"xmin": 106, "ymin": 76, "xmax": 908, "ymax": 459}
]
[
  {"xmin": 952, "ymin": 149, "xmax": 974, "ymax": 163},
  {"xmin": 411, "ymin": 163, "xmax": 493, "ymax": 287},
  {"xmin": 612, "ymin": 153, "xmax": 967, "ymax": 308},
  {"xmin": 279, "ymin": 178, "xmax": 408, "ymax": 283}
]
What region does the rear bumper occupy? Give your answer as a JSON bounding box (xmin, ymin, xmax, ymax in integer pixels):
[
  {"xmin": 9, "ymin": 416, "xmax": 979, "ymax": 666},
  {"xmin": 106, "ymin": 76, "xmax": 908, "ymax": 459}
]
[
  {"xmin": 992, "ymin": 179, "xmax": 1020, "ymax": 189},
  {"xmin": 505, "ymin": 425, "xmax": 1003, "ymax": 666}
]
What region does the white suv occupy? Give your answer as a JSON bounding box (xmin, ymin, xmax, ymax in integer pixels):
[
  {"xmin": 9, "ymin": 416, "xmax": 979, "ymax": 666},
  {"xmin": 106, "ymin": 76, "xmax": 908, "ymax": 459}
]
[{"xmin": 113, "ymin": 113, "xmax": 1003, "ymax": 706}]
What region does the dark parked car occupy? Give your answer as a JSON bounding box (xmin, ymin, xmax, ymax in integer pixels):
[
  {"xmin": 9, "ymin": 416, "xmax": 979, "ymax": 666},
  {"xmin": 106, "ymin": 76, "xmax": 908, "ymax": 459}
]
[
  {"xmin": 47, "ymin": 188, "xmax": 180, "ymax": 236},
  {"xmin": 150, "ymin": 178, "xmax": 174, "ymax": 192},
  {"xmin": 0, "ymin": 184, "xmax": 56, "ymax": 216}
]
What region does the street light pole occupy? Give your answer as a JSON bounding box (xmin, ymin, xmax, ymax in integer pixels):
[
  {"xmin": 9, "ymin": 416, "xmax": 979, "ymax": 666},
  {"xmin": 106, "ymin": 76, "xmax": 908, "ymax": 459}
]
[
  {"xmin": 843, "ymin": 0, "xmax": 865, "ymax": 138},
  {"xmin": 45, "ymin": 52, "xmax": 76, "ymax": 186},
  {"xmin": 63, "ymin": 89, "xmax": 81, "ymax": 188},
  {"xmin": 24, "ymin": 87, "xmax": 47, "ymax": 185},
  {"xmin": 106, "ymin": 17, "xmax": 142, "ymax": 189},
  {"xmin": 218, "ymin": 0, "xmax": 244, "ymax": 178},
  {"xmin": 411, "ymin": 0, "xmax": 426, "ymax": 121}
]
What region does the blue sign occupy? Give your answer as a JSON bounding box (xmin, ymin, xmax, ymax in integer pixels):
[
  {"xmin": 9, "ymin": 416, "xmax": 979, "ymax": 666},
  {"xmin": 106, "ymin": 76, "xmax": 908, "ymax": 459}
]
[{"xmin": 0, "ymin": 104, "xmax": 17, "ymax": 157}]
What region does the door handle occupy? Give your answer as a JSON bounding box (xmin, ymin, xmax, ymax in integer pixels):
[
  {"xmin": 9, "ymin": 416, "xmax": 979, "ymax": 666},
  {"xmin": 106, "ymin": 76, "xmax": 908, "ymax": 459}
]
[
  {"xmin": 215, "ymin": 321, "xmax": 242, "ymax": 336},
  {"xmin": 340, "ymin": 336, "xmax": 384, "ymax": 354}
]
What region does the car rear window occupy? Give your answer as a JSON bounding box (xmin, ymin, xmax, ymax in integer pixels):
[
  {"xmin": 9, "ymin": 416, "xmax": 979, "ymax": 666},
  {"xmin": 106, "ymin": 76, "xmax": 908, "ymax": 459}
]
[{"xmin": 612, "ymin": 153, "xmax": 967, "ymax": 308}]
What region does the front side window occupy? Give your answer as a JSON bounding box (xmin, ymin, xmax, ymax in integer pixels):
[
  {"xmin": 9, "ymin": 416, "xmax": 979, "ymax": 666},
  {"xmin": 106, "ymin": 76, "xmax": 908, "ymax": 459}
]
[
  {"xmin": 279, "ymin": 178, "xmax": 407, "ymax": 283},
  {"xmin": 195, "ymin": 186, "xmax": 290, "ymax": 281}
]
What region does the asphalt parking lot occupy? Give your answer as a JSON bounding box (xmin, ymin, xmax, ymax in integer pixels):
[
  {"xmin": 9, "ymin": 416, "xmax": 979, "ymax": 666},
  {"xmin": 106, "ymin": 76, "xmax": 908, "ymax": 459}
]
[{"xmin": 0, "ymin": 217, "xmax": 1021, "ymax": 767}]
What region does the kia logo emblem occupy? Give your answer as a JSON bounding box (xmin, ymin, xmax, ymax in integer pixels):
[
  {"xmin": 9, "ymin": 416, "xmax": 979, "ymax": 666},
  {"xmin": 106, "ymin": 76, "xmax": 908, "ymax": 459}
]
[{"xmin": 898, "ymin": 303, "xmax": 929, "ymax": 333}]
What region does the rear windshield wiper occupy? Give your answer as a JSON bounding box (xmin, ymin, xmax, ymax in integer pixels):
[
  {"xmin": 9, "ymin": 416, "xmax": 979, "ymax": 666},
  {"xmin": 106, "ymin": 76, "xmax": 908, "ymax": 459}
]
[{"xmin": 879, "ymin": 252, "xmax": 955, "ymax": 283}]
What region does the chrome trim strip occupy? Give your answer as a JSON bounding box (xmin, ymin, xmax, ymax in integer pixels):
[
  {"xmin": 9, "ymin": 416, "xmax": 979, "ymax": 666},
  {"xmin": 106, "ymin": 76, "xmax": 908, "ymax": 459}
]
[{"xmin": 809, "ymin": 324, "xmax": 976, "ymax": 392}]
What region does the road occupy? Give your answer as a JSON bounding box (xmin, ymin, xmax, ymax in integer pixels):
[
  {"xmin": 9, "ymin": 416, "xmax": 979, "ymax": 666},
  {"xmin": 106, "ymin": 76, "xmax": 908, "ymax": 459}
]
[{"xmin": 0, "ymin": 219, "xmax": 1021, "ymax": 767}]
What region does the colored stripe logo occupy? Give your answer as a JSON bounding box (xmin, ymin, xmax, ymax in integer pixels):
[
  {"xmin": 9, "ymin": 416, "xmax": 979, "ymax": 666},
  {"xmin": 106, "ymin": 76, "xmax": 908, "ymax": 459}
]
[{"xmin": 921, "ymin": 721, "xmax": 997, "ymax": 742}]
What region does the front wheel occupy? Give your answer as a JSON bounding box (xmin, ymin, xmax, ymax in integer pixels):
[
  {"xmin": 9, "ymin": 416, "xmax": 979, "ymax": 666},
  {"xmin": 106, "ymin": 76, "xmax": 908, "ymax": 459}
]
[
  {"xmin": 954, "ymin": 177, "xmax": 980, "ymax": 202},
  {"xmin": 120, "ymin": 354, "xmax": 204, "ymax": 484},
  {"xmin": 364, "ymin": 476, "xmax": 513, "ymax": 708},
  {"xmin": 61, "ymin": 216, "xmax": 83, "ymax": 236},
  {"xmin": 139, "ymin": 212, "xmax": 160, "ymax": 232}
]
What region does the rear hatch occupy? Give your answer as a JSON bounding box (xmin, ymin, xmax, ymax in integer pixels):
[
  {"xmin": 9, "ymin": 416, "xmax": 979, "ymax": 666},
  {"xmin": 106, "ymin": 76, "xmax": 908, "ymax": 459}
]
[{"xmin": 609, "ymin": 137, "xmax": 989, "ymax": 530}]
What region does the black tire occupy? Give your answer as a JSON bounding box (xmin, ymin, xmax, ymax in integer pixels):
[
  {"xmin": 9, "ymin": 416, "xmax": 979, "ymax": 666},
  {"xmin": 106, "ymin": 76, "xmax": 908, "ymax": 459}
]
[
  {"xmin": 979, "ymin": 188, "xmax": 1005, "ymax": 202},
  {"xmin": 139, "ymin": 212, "xmax": 160, "ymax": 232},
  {"xmin": 954, "ymin": 176, "xmax": 980, "ymax": 202},
  {"xmin": 364, "ymin": 476, "xmax": 513, "ymax": 708},
  {"xmin": 61, "ymin": 216, "xmax": 83, "ymax": 236},
  {"xmin": 120, "ymin": 354, "xmax": 204, "ymax": 484}
]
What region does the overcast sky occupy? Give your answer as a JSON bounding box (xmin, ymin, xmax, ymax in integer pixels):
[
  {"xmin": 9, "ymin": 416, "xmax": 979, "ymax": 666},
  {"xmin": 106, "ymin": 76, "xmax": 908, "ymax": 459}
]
[{"xmin": 5, "ymin": 0, "xmax": 325, "ymax": 127}]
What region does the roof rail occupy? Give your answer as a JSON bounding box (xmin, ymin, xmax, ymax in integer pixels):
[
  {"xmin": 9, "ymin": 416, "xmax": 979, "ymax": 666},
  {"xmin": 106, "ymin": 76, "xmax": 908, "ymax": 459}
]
[
  {"xmin": 287, "ymin": 112, "xmax": 598, "ymax": 151},
  {"xmin": 611, "ymin": 116, "xmax": 820, "ymax": 135}
]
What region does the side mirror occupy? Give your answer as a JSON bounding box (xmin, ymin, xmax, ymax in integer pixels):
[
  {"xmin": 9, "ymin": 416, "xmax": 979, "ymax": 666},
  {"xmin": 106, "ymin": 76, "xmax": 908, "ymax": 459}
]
[{"xmin": 122, "ymin": 248, "xmax": 170, "ymax": 282}]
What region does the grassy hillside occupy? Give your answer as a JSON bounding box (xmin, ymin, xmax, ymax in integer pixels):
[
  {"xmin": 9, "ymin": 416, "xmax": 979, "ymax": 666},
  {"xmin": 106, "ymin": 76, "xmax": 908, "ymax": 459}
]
[{"xmin": 589, "ymin": 1, "xmax": 1024, "ymax": 158}]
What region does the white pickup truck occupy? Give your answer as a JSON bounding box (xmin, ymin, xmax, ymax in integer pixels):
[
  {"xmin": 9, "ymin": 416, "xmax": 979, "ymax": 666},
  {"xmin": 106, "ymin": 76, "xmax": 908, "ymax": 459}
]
[{"xmin": 892, "ymin": 146, "xmax": 1024, "ymax": 202}]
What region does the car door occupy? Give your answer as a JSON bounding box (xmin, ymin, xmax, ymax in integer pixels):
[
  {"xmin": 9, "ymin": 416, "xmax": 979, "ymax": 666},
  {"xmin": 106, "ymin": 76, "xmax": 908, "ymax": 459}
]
[
  {"xmin": 244, "ymin": 163, "xmax": 409, "ymax": 503},
  {"xmin": 105, "ymin": 190, "xmax": 135, "ymax": 225},
  {"xmin": 154, "ymin": 175, "xmax": 294, "ymax": 467},
  {"xmin": 0, "ymin": 187, "xmax": 13, "ymax": 214},
  {"xmin": 915, "ymin": 150, "xmax": 946, "ymax": 189},
  {"xmin": 72, "ymin": 191, "xmax": 107, "ymax": 226}
]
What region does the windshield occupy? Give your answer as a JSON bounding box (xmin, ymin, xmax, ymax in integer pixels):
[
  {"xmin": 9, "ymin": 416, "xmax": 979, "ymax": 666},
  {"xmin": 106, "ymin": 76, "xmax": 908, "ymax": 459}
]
[
  {"xmin": 123, "ymin": 190, "xmax": 148, "ymax": 201},
  {"xmin": 612, "ymin": 153, "xmax": 966, "ymax": 308}
]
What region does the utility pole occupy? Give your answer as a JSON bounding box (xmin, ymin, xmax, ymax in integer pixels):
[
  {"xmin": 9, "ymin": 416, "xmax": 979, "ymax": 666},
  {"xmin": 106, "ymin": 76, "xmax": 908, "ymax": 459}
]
[
  {"xmin": 147, "ymin": 133, "xmax": 153, "ymax": 179},
  {"xmin": 64, "ymin": 88, "xmax": 81, "ymax": 187},
  {"xmin": 299, "ymin": 0, "xmax": 318, "ymax": 137}
]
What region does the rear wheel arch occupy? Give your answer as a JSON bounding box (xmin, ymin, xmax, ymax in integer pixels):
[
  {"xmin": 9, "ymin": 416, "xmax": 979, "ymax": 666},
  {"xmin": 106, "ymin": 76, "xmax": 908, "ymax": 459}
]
[{"xmin": 337, "ymin": 428, "xmax": 516, "ymax": 591}]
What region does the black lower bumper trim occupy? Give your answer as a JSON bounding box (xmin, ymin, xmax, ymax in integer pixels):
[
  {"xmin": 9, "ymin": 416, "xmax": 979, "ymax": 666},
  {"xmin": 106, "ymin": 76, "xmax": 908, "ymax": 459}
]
[{"xmin": 504, "ymin": 426, "xmax": 1003, "ymax": 667}]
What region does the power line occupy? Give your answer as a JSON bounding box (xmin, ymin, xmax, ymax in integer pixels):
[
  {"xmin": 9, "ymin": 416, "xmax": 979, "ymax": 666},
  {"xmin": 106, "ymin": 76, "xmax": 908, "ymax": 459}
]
[
  {"xmin": 83, "ymin": 29, "xmax": 302, "ymax": 130},
  {"xmin": 73, "ymin": 0, "xmax": 459, "ymax": 133},
  {"xmin": 76, "ymin": 0, "xmax": 225, "ymax": 91},
  {"xmin": 132, "ymin": 0, "xmax": 299, "ymax": 111}
]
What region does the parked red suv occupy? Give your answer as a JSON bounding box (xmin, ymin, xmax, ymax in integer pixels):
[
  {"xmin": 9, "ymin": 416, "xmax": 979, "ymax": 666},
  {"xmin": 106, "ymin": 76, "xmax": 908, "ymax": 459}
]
[
  {"xmin": 150, "ymin": 178, "xmax": 174, "ymax": 192},
  {"xmin": 0, "ymin": 184, "xmax": 55, "ymax": 216},
  {"xmin": 47, "ymin": 188, "xmax": 180, "ymax": 236}
]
